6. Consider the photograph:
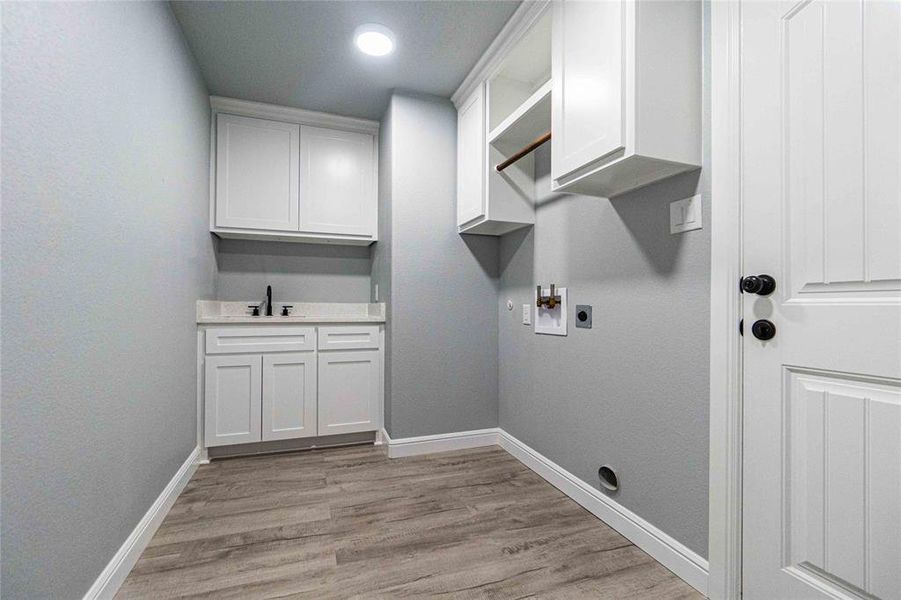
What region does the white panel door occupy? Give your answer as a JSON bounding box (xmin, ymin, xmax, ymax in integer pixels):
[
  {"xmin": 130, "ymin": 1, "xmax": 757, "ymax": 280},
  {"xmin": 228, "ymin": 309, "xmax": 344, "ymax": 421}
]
[
  {"xmin": 204, "ymin": 354, "xmax": 262, "ymax": 447},
  {"xmin": 299, "ymin": 126, "xmax": 375, "ymax": 237},
  {"xmin": 215, "ymin": 114, "xmax": 299, "ymax": 231},
  {"xmin": 456, "ymin": 83, "xmax": 486, "ymax": 226},
  {"xmin": 262, "ymin": 353, "xmax": 317, "ymax": 441},
  {"xmin": 742, "ymin": 2, "xmax": 901, "ymax": 598},
  {"xmin": 318, "ymin": 350, "xmax": 380, "ymax": 435},
  {"xmin": 551, "ymin": 0, "xmax": 624, "ymax": 181}
]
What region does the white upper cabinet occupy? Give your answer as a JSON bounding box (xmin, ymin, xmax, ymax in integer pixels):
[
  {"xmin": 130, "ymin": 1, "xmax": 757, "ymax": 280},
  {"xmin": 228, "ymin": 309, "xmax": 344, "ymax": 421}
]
[
  {"xmin": 210, "ymin": 97, "xmax": 378, "ymax": 245},
  {"xmin": 456, "ymin": 84, "xmax": 486, "ymax": 228},
  {"xmin": 453, "ymin": 0, "xmax": 702, "ymax": 221},
  {"xmin": 454, "ymin": 5, "xmax": 550, "ymax": 236},
  {"xmin": 551, "ymin": 0, "xmax": 701, "ymax": 197},
  {"xmin": 299, "ymin": 126, "xmax": 376, "ymax": 238},
  {"xmin": 215, "ymin": 114, "xmax": 300, "ymax": 232}
]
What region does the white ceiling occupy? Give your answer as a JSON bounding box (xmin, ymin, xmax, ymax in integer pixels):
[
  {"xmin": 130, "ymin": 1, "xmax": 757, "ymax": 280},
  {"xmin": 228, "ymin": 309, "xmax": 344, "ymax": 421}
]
[{"xmin": 170, "ymin": 0, "xmax": 521, "ymax": 121}]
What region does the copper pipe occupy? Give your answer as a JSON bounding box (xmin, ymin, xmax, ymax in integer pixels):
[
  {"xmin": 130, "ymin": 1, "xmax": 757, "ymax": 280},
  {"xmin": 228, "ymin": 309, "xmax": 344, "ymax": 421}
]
[{"xmin": 495, "ymin": 131, "xmax": 551, "ymax": 172}]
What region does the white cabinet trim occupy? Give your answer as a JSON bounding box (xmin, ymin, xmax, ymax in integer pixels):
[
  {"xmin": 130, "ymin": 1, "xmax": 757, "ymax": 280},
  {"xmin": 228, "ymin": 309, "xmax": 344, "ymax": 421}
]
[
  {"xmin": 206, "ymin": 326, "xmax": 316, "ymax": 354},
  {"xmin": 210, "ymin": 96, "xmax": 379, "ymax": 135},
  {"xmin": 452, "ymin": 1, "xmax": 552, "ymax": 108},
  {"xmin": 318, "ymin": 325, "xmax": 380, "ymax": 351}
]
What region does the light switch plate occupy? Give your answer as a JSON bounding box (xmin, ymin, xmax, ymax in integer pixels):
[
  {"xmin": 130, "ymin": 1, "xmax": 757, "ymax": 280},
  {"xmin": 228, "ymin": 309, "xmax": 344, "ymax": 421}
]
[
  {"xmin": 670, "ymin": 194, "xmax": 703, "ymax": 234},
  {"xmin": 522, "ymin": 304, "xmax": 531, "ymax": 325}
]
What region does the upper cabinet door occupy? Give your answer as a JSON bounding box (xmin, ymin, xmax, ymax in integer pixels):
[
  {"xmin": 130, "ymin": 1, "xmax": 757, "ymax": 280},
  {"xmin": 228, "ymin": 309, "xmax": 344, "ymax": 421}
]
[
  {"xmin": 215, "ymin": 114, "xmax": 300, "ymax": 232},
  {"xmin": 262, "ymin": 352, "xmax": 317, "ymax": 441},
  {"xmin": 551, "ymin": 0, "xmax": 624, "ymax": 181},
  {"xmin": 299, "ymin": 126, "xmax": 376, "ymax": 238},
  {"xmin": 456, "ymin": 83, "xmax": 486, "ymax": 227}
]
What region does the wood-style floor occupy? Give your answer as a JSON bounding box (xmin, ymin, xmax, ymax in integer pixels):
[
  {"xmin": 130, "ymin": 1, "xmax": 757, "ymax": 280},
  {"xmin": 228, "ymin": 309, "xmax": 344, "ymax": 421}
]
[{"xmin": 117, "ymin": 445, "xmax": 702, "ymax": 599}]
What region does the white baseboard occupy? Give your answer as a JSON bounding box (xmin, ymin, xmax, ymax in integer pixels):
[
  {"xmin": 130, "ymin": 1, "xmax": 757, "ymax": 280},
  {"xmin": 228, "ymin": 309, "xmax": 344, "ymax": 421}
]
[
  {"xmin": 383, "ymin": 427, "xmax": 500, "ymax": 458},
  {"xmin": 496, "ymin": 431, "xmax": 709, "ymax": 596},
  {"xmin": 83, "ymin": 446, "xmax": 200, "ymax": 600}
]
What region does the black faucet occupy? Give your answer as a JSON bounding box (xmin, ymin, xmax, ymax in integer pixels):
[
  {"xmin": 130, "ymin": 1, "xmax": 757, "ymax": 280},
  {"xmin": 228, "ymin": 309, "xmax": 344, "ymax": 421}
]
[{"xmin": 265, "ymin": 285, "xmax": 272, "ymax": 316}]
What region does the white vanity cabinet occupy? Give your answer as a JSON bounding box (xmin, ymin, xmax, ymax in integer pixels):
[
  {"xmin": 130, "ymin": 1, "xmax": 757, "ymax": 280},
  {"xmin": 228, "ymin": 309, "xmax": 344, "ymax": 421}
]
[
  {"xmin": 210, "ymin": 96, "xmax": 378, "ymax": 245},
  {"xmin": 201, "ymin": 323, "xmax": 383, "ymax": 449},
  {"xmin": 550, "ymin": 0, "xmax": 701, "ymax": 197}
]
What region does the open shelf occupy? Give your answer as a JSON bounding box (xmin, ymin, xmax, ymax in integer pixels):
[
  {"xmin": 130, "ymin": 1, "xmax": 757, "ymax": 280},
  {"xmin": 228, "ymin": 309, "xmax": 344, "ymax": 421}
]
[
  {"xmin": 488, "ymin": 79, "xmax": 551, "ymax": 157},
  {"xmin": 487, "ymin": 9, "xmax": 552, "ymax": 133}
]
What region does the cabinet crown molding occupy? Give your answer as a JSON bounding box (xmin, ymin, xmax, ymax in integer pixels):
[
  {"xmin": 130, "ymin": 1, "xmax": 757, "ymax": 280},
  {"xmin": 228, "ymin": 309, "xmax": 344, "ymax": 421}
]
[
  {"xmin": 210, "ymin": 96, "xmax": 379, "ymax": 136},
  {"xmin": 451, "ymin": 0, "xmax": 551, "ymax": 107}
]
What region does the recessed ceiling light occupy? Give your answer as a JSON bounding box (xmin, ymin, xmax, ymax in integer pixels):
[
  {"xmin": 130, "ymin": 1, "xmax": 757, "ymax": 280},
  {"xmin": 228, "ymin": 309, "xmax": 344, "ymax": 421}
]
[{"xmin": 354, "ymin": 24, "xmax": 395, "ymax": 57}]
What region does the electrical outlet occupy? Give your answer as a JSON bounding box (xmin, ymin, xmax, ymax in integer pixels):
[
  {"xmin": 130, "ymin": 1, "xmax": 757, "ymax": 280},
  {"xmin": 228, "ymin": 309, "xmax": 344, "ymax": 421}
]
[
  {"xmin": 670, "ymin": 194, "xmax": 703, "ymax": 234},
  {"xmin": 522, "ymin": 304, "xmax": 532, "ymax": 325}
]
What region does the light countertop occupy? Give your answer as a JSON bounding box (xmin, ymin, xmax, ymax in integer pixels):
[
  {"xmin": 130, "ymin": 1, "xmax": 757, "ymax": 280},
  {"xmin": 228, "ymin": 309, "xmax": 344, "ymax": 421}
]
[{"xmin": 197, "ymin": 301, "xmax": 385, "ymax": 325}]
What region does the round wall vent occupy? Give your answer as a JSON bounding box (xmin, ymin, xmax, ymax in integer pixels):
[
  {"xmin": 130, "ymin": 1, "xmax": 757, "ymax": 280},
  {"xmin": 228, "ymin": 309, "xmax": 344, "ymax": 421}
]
[{"xmin": 598, "ymin": 465, "xmax": 619, "ymax": 491}]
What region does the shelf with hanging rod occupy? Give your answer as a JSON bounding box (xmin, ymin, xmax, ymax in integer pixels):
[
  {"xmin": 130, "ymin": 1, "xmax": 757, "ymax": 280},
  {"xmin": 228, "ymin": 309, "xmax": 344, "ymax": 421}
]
[
  {"xmin": 455, "ymin": 2, "xmax": 552, "ymax": 236},
  {"xmin": 496, "ymin": 131, "xmax": 551, "ymax": 172}
]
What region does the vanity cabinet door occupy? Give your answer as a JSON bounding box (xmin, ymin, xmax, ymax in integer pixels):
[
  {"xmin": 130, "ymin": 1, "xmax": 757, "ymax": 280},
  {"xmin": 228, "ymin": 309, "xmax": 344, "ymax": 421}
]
[
  {"xmin": 318, "ymin": 350, "xmax": 381, "ymax": 435},
  {"xmin": 456, "ymin": 83, "xmax": 487, "ymax": 227},
  {"xmin": 204, "ymin": 354, "xmax": 262, "ymax": 447},
  {"xmin": 299, "ymin": 126, "xmax": 376, "ymax": 238},
  {"xmin": 215, "ymin": 113, "xmax": 300, "ymax": 232},
  {"xmin": 262, "ymin": 353, "xmax": 317, "ymax": 441}
]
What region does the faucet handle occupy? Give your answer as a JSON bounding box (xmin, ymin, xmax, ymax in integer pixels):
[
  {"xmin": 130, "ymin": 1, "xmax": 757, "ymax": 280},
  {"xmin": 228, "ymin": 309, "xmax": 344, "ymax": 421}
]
[
  {"xmin": 281, "ymin": 305, "xmax": 293, "ymax": 317},
  {"xmin": 247, "ymin": 305, "xmax": 260, "ymax": 316}
]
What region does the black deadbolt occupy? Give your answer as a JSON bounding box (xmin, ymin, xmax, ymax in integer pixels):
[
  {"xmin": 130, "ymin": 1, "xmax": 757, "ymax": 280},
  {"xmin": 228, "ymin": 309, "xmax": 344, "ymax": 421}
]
[
  {"xmin": 578, "ymin": 310, "xmax": 589, "ymax": 322},
  {"xmin": 741, "ymin": 274, "xmax": 776, "ymax": 296},
  {"xmin": 751, "ymin": 319, "xmax": 776, "ymax": 341}
]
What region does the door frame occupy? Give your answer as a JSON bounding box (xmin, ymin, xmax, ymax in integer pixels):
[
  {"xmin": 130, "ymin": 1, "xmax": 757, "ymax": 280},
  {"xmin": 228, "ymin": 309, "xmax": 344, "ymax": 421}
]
[{"xmin": 708, "ymin": 1, "xmax": 743, "ymax": 599}]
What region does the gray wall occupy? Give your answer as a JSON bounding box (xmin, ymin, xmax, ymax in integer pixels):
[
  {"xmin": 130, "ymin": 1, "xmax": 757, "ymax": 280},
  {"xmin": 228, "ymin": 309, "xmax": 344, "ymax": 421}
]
[
  {"xmin": 1, "ymin": 3, "xmax": 215, "ymax": 597},
  {"xmin": 215, "ymin": 239, "xmax": 372, "ymax": 302},
  {"xmin": 497, "ymin": 6, "xmax": 711, "ymax": 558},
  {"xmin": 382, "ymin": 92, "xmax": 499, "ymax": 437},
  {"xmin": 370, "ymin": 100, "xmax": 394, "ymax": 427},
  {"xmin": 497, "ymin": 149, "xmax": 710, "ymax": 556}
]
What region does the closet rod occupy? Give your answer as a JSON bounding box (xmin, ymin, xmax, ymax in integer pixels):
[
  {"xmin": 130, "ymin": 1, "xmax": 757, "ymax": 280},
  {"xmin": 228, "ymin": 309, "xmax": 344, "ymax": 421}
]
[{"xmin": 495, "ymin": 131, "xmax": 551, "ymax": 172}]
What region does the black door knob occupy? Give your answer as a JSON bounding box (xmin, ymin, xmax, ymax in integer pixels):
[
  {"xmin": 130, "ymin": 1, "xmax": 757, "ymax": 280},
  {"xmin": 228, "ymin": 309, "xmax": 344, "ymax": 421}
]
[
  {"xmin": 751, "ymin": 319, "xmax": 776, "ymax": 341},
  {"xmin": 741, "ymin": 274, "xmax": 776, "ymax": 295}
]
